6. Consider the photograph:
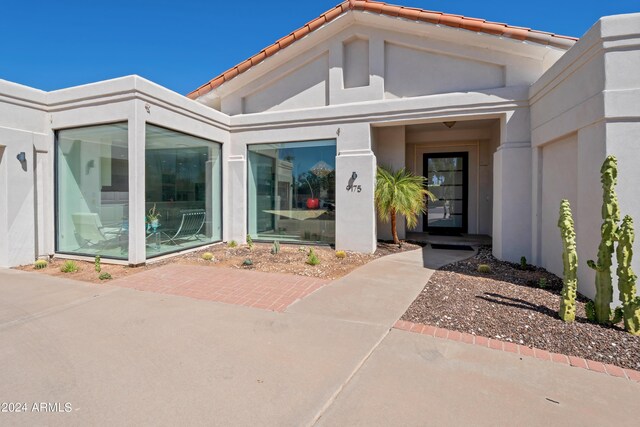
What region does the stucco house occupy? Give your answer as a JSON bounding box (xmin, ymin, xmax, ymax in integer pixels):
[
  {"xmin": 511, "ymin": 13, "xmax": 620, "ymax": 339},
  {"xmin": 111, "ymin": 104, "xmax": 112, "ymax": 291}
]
[{"xmin": 0, "ymin": 1, "xmax": 639, "ymax": 300}]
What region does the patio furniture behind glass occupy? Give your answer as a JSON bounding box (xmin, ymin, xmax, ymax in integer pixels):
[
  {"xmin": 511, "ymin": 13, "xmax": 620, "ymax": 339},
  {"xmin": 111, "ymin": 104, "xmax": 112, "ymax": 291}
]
[{"xmin": 162, "ymin": 210, "xmax": 206, "ymax": 246}]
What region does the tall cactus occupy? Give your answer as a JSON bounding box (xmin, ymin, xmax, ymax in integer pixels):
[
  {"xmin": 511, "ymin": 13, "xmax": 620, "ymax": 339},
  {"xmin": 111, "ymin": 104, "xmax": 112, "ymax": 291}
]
[
  {"xmin": 586, "ymin": 156, "xmax": 619, "ymax": 324},
  {"xmin": 616, "ymin": 215, "xmax": 640, "ymax": 335},
  {"xmin": 558, "ymin": 200, "xmax": 578, "ymax": 322}
]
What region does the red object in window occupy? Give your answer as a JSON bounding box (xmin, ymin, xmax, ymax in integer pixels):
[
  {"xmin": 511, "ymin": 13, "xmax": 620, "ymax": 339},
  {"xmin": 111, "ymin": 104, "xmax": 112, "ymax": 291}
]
[{"xmin": 306, "ymin": 198, "xmax": 320, "ymax": 209}]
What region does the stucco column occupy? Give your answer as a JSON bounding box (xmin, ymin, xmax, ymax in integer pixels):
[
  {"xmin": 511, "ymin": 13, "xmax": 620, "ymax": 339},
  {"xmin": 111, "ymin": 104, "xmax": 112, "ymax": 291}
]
[
  {"xmin": 227, "ymin": 154, "xmax": 246, "ymax": 243},
  {"xmin": 335, "ymin": 148, "xmax": 377, "ymax": 253},
  {"xmin": 373, "ymin": 126, "xmax": 406, "ymax": 241},
  {"xmin": 127, "ymin": 104, "xmax": 146, "ymax": 265},
  {"xmin": 493, "ymin": 143, "xmax": 532, "ymax": 263}
]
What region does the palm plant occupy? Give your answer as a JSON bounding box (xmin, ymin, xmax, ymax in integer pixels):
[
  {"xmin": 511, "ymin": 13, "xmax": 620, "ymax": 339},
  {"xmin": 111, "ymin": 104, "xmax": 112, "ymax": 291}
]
[{"xmin": 375, "ymin": 166, "xmax": 436, "ymax": 245}]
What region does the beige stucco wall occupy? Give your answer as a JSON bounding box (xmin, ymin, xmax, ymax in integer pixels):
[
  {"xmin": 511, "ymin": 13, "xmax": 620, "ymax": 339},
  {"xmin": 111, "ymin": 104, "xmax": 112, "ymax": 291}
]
[
  {"xmin": 211, "ymin": 12, "xmax": 562, "ymax": 117},
  {"xmin": 373, "ymin": 126, "xmax": 406, "ymax": 241},
  {"xmin": 531, "ymin": 13, "xmax": 640, "ymax": 300},
  {"xmin": 241, "ymin": 54, "xmax": 329, "ymax": 114},
  {"xmin": 0, "ymin": 81, "xmax": 47, "ymax": 267},
  {"xmin": 384, "ymin": 42, "xmax": 505, "ymax": 99},
  {"xmin": 539, "ymin": 133, "xmax": 578, "ymax": 277}
]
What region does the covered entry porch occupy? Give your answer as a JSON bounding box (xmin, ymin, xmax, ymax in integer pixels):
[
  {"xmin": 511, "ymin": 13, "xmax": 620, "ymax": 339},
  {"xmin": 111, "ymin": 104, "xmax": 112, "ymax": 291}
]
[{"xmin": 372, "ymin": 117, "xmax": 501, "ymax": 248}]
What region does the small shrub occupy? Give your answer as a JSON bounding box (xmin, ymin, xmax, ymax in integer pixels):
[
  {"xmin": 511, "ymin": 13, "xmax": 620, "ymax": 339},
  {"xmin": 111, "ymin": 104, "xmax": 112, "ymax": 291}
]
[
  {"xmin": 306, "ymin": 248, "xmax": 320, "ymax": 266},
  {"xmin": 477, "ymin": 264, "xmax": 492, "ymax": 274},
  {"xmin": 34, "ymin": 259, "xmax": 48, "ymax": 269},
  {"xmin": 520, "ymin": 256, "xmax": 527, "ymax": 270},
  {"xmin": 246, "ymin": 235, "xmax": 254, "ymax": 249},
  {"xmin": 94, "ymin": 255, "xmax": 101, "ymax": 273},
  {"xmin": 60, "ymin": 260, "xmax": 79, "ymax": 273},
  {"xmin": 242, "ymin": 258, "xmax": 253, "ymax": 266},
  {"xmin": 99, "ymin": 272, "xmax": 112, "ymax": 281},
  {"xmin": 202, "ymin": 252, "xmax": 214, "ymax": 261},
  {"xmin": 538, "ymin": 278, "xmax": 548, "ymax": 289},
  {"xmin": 335, "ymin": 250, "xmax": 347, "ymax": 259},
  {"xmin": 271, "ymin": 240, "xmax": 281, "ymax": 255},
  {"xmin": 228, "ymin": 240, "xmax": 238, "ymax": 248}
]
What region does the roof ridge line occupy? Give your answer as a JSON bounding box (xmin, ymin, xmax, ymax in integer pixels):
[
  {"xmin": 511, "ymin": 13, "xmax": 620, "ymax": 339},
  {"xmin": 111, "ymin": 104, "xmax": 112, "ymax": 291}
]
[{"xmin": 187, "ymin": 0, "xmax": 578, "ymax": 100}]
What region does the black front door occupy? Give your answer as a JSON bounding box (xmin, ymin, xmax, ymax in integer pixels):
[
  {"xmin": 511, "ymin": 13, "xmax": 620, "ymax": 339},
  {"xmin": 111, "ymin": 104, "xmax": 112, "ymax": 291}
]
[{"xmin": 423, "ymin": 152, "xmax": 468, "ymax": 234}]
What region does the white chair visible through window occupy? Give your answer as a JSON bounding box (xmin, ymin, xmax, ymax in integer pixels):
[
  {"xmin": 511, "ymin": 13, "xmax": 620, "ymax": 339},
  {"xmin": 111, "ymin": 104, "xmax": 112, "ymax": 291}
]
[
  {"xmin": 71, "ymin": 213, "xmax": 122, "ymax": 249},
  {"xmin": 162, "ymin": 210, "xmax": 206, "ymax": 246}
]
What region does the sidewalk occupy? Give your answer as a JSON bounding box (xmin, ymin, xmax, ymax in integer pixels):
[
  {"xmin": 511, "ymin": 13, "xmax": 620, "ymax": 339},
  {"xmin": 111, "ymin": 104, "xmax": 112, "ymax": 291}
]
[{"xmin": 287, "ymin": 245, "xmax": 469, "ymax": 326}]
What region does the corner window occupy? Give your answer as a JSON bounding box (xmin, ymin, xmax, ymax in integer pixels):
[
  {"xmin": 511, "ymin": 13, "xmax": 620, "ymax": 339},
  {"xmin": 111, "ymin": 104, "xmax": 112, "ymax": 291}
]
[
  {"xmin": 145, "ymin": 124, "xmax": 222, "ymax": 258},
  {"xmin": 56, "ymin": 123, "xmax": 129, "ymax": 259}
]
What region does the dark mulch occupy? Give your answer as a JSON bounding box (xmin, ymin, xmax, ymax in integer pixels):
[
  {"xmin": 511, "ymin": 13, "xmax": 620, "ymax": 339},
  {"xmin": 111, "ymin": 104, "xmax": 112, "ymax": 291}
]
[{"xmin": 402, "ymin": 246, "xmax": 640, "ymax": 371}]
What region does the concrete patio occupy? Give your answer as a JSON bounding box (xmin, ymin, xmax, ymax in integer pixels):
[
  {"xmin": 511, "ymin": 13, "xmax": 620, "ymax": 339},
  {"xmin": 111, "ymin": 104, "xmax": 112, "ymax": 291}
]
[{"xmin": 0, "ymin": 247, "xmax": 638, "ymax": 426}]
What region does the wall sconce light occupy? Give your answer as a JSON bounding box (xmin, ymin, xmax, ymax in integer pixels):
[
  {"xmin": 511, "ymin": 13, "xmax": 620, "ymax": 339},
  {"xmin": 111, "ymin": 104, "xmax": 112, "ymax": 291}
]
[
  {"xmin": 85, "ymin": 159, "xmax": 95, "ymax": 175},
  {"xmin": 351, "ymin": 171, "xmax": 358, "ymax": 180},
  {"xmin": 16, "ymin": 151, "xmax": 27, "ymax": 171},
  {"xmin": 443, "ymin": 121, "xmax": 457, "ymax": 129}
]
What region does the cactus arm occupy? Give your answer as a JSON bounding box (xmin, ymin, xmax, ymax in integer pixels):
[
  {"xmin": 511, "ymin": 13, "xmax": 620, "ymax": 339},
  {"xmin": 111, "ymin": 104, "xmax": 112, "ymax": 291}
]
[
  {"xmin": 587, "ymin": 260, "xmax": 601, "ymax": 271},
  {"xmin": 616, "ymin": 215, "xmax": 640, "ymax": 334}
]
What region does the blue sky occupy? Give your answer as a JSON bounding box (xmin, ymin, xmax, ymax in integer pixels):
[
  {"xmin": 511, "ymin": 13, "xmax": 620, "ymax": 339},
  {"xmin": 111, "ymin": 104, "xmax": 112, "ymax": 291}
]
[{"xmin": 1, "ymin": 0, "xmax": 637, "ymax": 95}]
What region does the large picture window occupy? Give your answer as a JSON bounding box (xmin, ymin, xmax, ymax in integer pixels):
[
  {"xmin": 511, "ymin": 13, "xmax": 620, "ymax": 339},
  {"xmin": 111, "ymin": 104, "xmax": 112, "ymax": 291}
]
[
  {"xmin": 145, "ymin": 124, "xmax": 222, "ymax": 258},
  {"xmin": 248, "ymin": 140, "xmax": 336, "ymax": 244},
  {"xmin": 56, "ymin": 123, "xmax": 129, "ymax": 259}
]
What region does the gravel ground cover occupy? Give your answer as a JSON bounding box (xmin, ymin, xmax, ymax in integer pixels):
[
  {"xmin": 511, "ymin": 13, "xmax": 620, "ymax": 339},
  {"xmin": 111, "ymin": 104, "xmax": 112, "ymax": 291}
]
[
  {"xmin": 18, "ymin": 241, "xmax": 421, "ymax": 284},
  {"xmin": 402, "ymin": 246, "xmax": 640, "ymax": 371}
]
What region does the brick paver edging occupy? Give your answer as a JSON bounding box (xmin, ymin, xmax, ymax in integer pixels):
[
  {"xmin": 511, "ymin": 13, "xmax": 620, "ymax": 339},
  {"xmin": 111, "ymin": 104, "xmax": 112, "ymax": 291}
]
[{"xmin": 394, "ymin": 320, "xmax": 640, "ymax": 383}]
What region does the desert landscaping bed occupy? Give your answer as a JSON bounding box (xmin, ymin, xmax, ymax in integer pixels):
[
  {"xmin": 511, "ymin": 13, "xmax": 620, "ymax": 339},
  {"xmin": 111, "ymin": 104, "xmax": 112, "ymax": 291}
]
[
  {"xmin": 402, "ymin": 246, "xmax": 640, "ymax": 371},
  {"xmin": 17, "ymin": 241, "xmax": 421, "ymax": 284}
]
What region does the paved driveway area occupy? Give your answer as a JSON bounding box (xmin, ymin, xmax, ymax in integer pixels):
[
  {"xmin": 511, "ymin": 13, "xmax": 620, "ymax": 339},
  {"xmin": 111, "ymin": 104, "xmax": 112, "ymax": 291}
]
[{"xmin": 1, "ymin": 248, "xmax": 638, "ymax": 426}]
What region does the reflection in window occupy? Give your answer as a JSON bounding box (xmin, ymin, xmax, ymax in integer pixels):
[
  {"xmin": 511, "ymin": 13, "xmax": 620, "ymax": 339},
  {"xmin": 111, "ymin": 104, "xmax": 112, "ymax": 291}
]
[
  {"xmin": 56, "ymin": 123, "xmax": 129, "ymax": 259},
  {"xmin": 426, "ymin": 154, "xmax": 467, "ymax": 230},
  {"xmin": 248, "ymin": 140, "xmax": 336, "ymax": 244},
  {"xmin": 145, "ymin": 124, "xmax": 222, "ymax": 258}
]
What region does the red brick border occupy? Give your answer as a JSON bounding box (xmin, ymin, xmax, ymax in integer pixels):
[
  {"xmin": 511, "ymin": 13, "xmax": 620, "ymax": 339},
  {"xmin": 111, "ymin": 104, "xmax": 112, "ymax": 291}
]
[
  {"xmin": 110, "ymin": 264, "xmax": 329, "ymax": 313},
  {"xmin": 393, "ymin": 320, "xmax": 640, "ymax": 382}
]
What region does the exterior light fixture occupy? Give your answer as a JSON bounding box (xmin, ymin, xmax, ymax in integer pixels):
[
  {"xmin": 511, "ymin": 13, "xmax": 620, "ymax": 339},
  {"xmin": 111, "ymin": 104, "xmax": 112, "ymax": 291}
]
[
  {"xmin": 85, "ymin": 159, "xmax": 95, "ymax": 175},
  {"xmin": 16, "ymin": 151, "xmax": 27, "ymax": 171},
  {"xmin": 443, "ymin": 121, "xmax": 457, "ymax": 129}
]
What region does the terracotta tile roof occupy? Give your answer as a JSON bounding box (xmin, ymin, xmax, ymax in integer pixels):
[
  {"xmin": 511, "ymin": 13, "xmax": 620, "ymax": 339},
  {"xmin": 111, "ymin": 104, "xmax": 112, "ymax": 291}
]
[{"xmin": 187, "ymin": 0, "xmax": 578, "ymax": 100}]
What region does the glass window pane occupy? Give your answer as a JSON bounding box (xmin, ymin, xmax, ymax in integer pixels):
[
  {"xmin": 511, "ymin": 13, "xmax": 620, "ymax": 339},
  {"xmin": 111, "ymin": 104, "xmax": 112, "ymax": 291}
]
[
  {"xmin": 248, "ymin": 140, "xmax": 336, "ymax": 244},
  {"xmin": 145, "ymin": 124, "xmax": 222, "ymax": 258},
  {"xmin": 426, "ymin": 154, "xmax": 466, "ymax": 230},
  {"xmin": 56, "ymin": 123, "xmax": 129, "ymax": 259}
]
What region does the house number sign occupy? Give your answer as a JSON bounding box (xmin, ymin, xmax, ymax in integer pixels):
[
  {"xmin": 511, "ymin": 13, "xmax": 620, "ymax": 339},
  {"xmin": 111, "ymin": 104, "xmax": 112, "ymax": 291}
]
[{"xmin": 346, "ymin": 172, "xmax": 362, "ymax": 193}]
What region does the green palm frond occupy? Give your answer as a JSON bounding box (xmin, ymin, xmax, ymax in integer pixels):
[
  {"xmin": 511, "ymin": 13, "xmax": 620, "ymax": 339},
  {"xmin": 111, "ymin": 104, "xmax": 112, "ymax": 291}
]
[{"xmin": 375, "ymin": 166, "xmax": 436, "ymax": 230}]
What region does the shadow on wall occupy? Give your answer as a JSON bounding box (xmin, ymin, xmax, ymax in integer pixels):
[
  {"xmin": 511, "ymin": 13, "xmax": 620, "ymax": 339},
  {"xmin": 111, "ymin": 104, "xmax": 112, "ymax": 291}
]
[{"xmin": 419, "ymin": 244, "xmax": 477, "ymax": 270}]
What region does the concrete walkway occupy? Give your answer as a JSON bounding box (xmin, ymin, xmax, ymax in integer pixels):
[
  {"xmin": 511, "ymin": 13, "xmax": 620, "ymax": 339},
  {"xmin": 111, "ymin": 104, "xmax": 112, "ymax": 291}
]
[
  {"xmin": 1, "ymin": 248, "xmax": 638, "ymax": 426},
  {"xmin": 287, "ymin": 245, "xmax": 469, "ymax": 326}
]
